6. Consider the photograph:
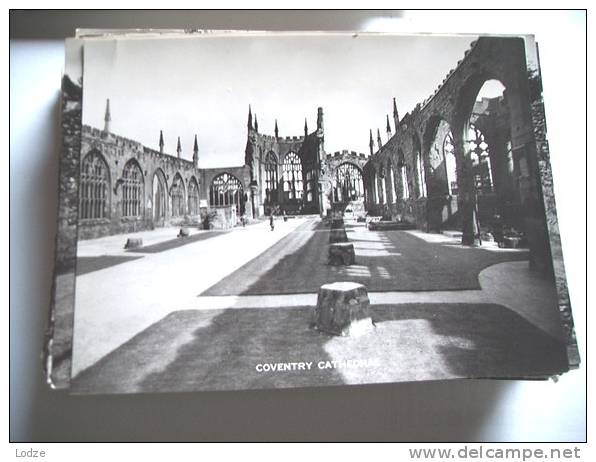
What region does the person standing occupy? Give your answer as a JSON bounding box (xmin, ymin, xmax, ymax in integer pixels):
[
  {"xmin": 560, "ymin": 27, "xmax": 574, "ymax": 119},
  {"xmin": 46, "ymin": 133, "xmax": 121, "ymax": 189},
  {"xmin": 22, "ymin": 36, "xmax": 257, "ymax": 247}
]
[{"xmin": 269, "ymin": 210, "xmax": 275, "ymax": 231}]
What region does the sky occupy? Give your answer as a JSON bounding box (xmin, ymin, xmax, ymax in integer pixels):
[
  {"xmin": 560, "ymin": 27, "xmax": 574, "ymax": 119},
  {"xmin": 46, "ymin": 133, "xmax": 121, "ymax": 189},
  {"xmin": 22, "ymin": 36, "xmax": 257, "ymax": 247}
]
[{"xmin": 81, "ymin": 33, "xmax": 487, "ymax": 168}]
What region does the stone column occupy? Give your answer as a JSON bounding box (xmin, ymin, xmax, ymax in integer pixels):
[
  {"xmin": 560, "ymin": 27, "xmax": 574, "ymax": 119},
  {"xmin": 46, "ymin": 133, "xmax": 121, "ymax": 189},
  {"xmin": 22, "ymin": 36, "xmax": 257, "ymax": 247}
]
[{"xmin": 453, "ymin": 126, "xmax": 477, "ymax": 245}]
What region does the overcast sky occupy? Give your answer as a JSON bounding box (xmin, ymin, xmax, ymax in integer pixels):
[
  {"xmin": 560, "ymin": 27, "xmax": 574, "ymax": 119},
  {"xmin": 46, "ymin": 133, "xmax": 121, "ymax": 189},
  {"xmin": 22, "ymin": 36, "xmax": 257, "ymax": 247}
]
[{"xmin": 81, "ymin": 33, "xmax": 488, "ymax": 168}]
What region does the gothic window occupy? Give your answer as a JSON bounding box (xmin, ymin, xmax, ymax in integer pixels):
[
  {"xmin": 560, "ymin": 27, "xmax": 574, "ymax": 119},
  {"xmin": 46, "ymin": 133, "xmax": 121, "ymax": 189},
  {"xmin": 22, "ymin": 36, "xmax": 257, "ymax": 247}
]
[
  {"xmin": 388, "ymin": 160, "xmax": 397, "ymax": 203},
  {"xmin": 188, "ymin": 176, "xmax": 200, "ymax": 216},
  {"xmin": 401, "ymin": 164, "xmax": 410, "ymax": 200},
  {"xmin": 209, "ymin": 172, "xmax": 244, "ymax": 214},
  {"xmin": 416, "ymin": 151, "xmax": 427, "ymax": 198},
  {"xmin": 443, "ymin": 132, "xmax": 458, "ymax": 195},
  {"xmin": 264, "ymin": 151, "xmax": 278, "ymax": 204},
  {"xmin": 375, "ymin": 171, "xmax": 381, "ymax": 204},
  {"xmin": 282, "ymin": 152, "xmax": 303, "ymax": 200},
  {"xmin": 335, "ymin": 163, "xmax": 364, "ymax": 202},
  {"xmin": 80, "ymin": 151, "xmax": 110, "ymax": 220},
  {"xmin": 152, "ymin": 170, "xmax": 167, "ymax": 223},
  {"xmin": 122, "ymin": 159, "xmax": 143, "ymax": 218},
  {"xmin": 468, "ymin": 124, "xmax": 493, "ymax": 194},
  {"xmin": 171, "ymin": 174, "xmax": 186, "ymax": 217}
]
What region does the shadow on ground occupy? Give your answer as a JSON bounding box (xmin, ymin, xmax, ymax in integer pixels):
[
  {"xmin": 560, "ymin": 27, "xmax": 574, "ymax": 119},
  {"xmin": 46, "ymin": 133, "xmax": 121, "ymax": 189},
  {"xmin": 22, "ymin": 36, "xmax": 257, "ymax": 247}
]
[
  {"xmin": 71, "ymin": 302, "xmax": 567, "ymax": 394},
  {"xmin": 202, "ymin": 221, "xmax": 530, "ymax": 296},
  {"xmin": 76, "ymin": 255, "xmax": 144, "ymax": 275},
  {"xmin": 126, "ymin": 230, "xmax": 227, "ymax": 254}
]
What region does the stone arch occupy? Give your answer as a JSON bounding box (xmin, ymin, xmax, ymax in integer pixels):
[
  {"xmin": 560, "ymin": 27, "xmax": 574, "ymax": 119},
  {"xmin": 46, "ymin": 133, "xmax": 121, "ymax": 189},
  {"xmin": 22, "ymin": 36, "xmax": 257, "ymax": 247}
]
[
  {"xmin": 281, "ymin": 151, "xmax": 303, "ymax": 201},
  {"xmin": 397, "ymin": 148, "xmax": 410, "ymax": 200},
  {"xmin": 121, "ymin": 158, "xmax": 144, "ymax": 218},
  {"xmin": 209, "ymin": 172, "xmax": 245, "ymax": 215},
  {"xmin": 188, "ymin": 175, "xmax": 200, "ymax": 216},
  {"xmin": 264, "ymin": 151, "xmax": 279, "ymax": 205},
  {"xmin": 334, "ymin": 162, "xmax": 364, "ymax": 202},
  {"xmin": 412, "ymin": 133, "xmax": 426, "ymax": 198},
  {"xmin": 80, "ymin": 149, "xmax": 111, "ymax": 220},
  {"xmin": 152, "ymin": 168, "xmax": 168, "ymax": 225},
  {"xmin": 170, "ymin": 172, "xmax": 186, "ymax": 217}
]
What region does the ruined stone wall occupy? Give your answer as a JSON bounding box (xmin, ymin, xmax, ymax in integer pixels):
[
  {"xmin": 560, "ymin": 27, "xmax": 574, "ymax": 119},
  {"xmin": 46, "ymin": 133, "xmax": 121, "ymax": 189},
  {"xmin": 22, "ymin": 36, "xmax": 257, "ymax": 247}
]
[{"xmin": 78, "ymin": 126, "xmax": 202, "ymax": 239}]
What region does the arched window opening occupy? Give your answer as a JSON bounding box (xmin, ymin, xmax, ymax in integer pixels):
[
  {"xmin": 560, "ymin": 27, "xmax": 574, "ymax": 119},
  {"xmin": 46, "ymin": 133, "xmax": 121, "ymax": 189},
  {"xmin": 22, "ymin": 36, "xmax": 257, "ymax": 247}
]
[
  {"xmin": 80, "ymin": 151, "xmax": 110, "ymax": 220},
  {"xmin": 152, "ymin": 170, "xmax": 166, "ymax": 223},
  {"xmin": 467, "ymin": 123, "xmax": 493, "ymax": 194},
  {"xmin": 188, "ymin": 177, "xmax": 200, "ymax": 216},
  {"xmin": 335, "ymin": 163, "xmax": 364, "ymax": 202},
  {"xmin": 389, "ymin": 162, "xmax": 397, "ymax": 203},
  {"xmin": 264, "ymin": 151, "xmax": 278, "ymax": 204},
  {"xmin": 282, "ymin": 152, "xmax": 303, "ymax": 200},
  {"xmin": 443, "ymin": 132, "xmax": 458, "ymax": 195},
  {"xmin": 122, "ymin": 160, "xmax": 143, "ymax": 218},
  {"xmin": 209, "ymin": 172, "xmax": 244, "ymax": 215},
  {"xmin": 416, "ymin": 152, "xmax": 426, "ymax": 198},
  {"xmin": 401, "ymin": 164, "xmax": 410, "ymax": 200},
  {"xmin": 171, "ymin": 174, "xmax": 186, "ymax": 217}
]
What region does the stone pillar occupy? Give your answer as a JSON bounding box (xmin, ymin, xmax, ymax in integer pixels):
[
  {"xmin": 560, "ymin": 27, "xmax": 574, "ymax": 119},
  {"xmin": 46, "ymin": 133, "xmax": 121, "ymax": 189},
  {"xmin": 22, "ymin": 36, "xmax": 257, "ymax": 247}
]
[
  {"xmin": 453, "ymin": 126, "xmax": 477, "ymax": 245},
  {"xmin": 312, "ymin": 282, "xmax": 373, "ymax": 337}
]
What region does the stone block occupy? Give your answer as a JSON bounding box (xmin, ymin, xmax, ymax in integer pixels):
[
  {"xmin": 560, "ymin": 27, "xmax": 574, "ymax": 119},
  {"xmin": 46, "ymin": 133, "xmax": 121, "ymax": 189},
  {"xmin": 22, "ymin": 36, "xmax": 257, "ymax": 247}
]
[
  {"xmin": 328, "ymin": 242, "xmax": 355, "ymax": 266},
  {"xmin": 178, "ymin": 227, "xmax": 190, "ymax": 237},
  {"xmin": 312, "ymin": 282, "xmax": 374, "ymax": 337},
  {"xmin": 330, "ymin": 218, "xmax": 344, "ymax": 229},
  {"xmin": 503, "ymin": 236, "xmax": 521, "ymax": 248},
  {"xmin": 124, "ymin": 237, "xmax": 143, "ymax": 249},
  {"xmin": 329, "ymin": 228, "xmax": 348, "ymax": 243}
]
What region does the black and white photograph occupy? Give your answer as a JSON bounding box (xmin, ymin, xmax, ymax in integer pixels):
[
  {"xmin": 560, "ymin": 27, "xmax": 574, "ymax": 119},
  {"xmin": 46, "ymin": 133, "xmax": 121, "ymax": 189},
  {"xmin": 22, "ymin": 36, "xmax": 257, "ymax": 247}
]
[{"xmin": 47, "ymin": 30, "xmax": 578, "ymax": 394}]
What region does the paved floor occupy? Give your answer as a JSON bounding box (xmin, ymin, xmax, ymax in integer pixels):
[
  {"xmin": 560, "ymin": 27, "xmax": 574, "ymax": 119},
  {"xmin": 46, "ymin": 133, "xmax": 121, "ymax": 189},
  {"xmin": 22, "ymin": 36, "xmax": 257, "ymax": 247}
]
[
  {"xmin": 71, "ymin": 217, "xmax": 309, "ymax": 376},
  {"xmin": 70, "ymin": 216, "xmax": 565, "ymax": 385}
]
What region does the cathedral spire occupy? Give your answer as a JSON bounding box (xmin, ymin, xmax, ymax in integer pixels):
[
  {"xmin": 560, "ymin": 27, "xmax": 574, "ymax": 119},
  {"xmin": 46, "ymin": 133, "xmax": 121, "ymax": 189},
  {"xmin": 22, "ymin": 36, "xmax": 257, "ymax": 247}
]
[
  {"xmin": 274, "ymin": 119, "xmax": 279, "ymax": 139},
  {"xmin": 254, "ymin": 114, "xmax": 259, "ymax": 133},
  {"xmin": 103, "ymin": 98, "xmax": 111, "ymax": 133},
  {"xmin": 369, "ymin": 129, "xmax": 374, "ymax": 156},
  {"xmin": 159, "ymin": 130, "xmax": 164, "ymax": 154},
  {"xmin": 304, "ymin": 118, "xmax": 308, "ymax": 136},
  {"xmin": 393, "ymin": 97, "xmax": 400, "ymax": 130},
  {"xmin": 247, "ymin": 105, "xmax": 253, "ymax": 131},
  {"xmin": 386, "ymin": 114, "xmax": 392, "ymax": 139},
  {"xmin": 193, "ymin": 134, "xmax": 199, "ymax": 167},
  {"xmin": 317, "ymin": 107, "xmax": 324, "ymax": 131},
  {"xmin": 176, "ymin": 136, "xmax": 182, "ymax": 158},
  {"xmin": 377, "ymin": 128, "xmax": 383, "ymax": 150}
]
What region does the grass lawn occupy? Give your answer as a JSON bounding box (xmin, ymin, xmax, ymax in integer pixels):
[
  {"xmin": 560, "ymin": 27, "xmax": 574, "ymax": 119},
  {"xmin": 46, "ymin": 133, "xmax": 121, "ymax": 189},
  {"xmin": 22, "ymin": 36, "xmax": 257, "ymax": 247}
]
[
  {"xmin": 202, "ymin": 222, "xmax": 530, "ymax": 295},
  {"xmin": 71, "ymin": 302, "xmax": 567, "ymax": 394}
]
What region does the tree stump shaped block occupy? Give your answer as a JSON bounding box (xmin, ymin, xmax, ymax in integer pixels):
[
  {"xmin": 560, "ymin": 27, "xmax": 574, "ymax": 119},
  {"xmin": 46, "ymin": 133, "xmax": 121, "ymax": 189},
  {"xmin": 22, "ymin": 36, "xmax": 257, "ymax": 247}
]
[
  {"xmin": 312, "ymin": 282, "xmax": 374, "ymax": 337},
  {"xmin": 328, "ymin": 242, "xmax": 355, "ymax": 266},
  {"xmin": 178, "ymin": 227, "xmax": 190, "ymax": 238},
  {"xmin": 330, "ymin": 218, "xmax": 344, "ymax": 229},
  {"xmin": 124, "ymin": 238, "xmax": 143, "ymax": 249},
  {"xmin": 329, "ymin": 228, "xmax": 348, "ymax": 243}
]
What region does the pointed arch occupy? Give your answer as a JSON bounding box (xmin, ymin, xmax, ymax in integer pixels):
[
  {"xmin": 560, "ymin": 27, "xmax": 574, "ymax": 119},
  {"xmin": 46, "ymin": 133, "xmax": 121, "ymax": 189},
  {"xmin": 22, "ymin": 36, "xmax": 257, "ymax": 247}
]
[
  {"xmin": 80, "ymin": 149, "xmax": 111, "ymax": 220},
  {"xmin": 122, "ymin": 158, "xmax": 144, "ymax": 217},
  {"xmin": 170, "ymin": 172, "xmax": 186, "ymax": 217},
  {"xmin": 282, "ymin": 151, "xmax": 303, "ymax": 200},
  {"xmin": 264, "ymin": 151, "xmax": 279, "ymax": 205},
  {"xmin": 412, "ymin": 134, "xmax": 426, "ymax": 198},
  {"xmin": 398, "ymin": 148, "xmax": 410, "ymax": 200},
  {"xmin": 152, "ymin": 168, "xmax": 168, "ymax": 224},
  {"xmin": 335, "ymin": 162, "xmax": 364, "ymax": 202},
  {"xmin": 209, "ymin": 172, "xmax": 245, "ymax": 215},
  {"xmin": 188, "ymin": 176, "xmax": 200, "ymax": 216}
]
